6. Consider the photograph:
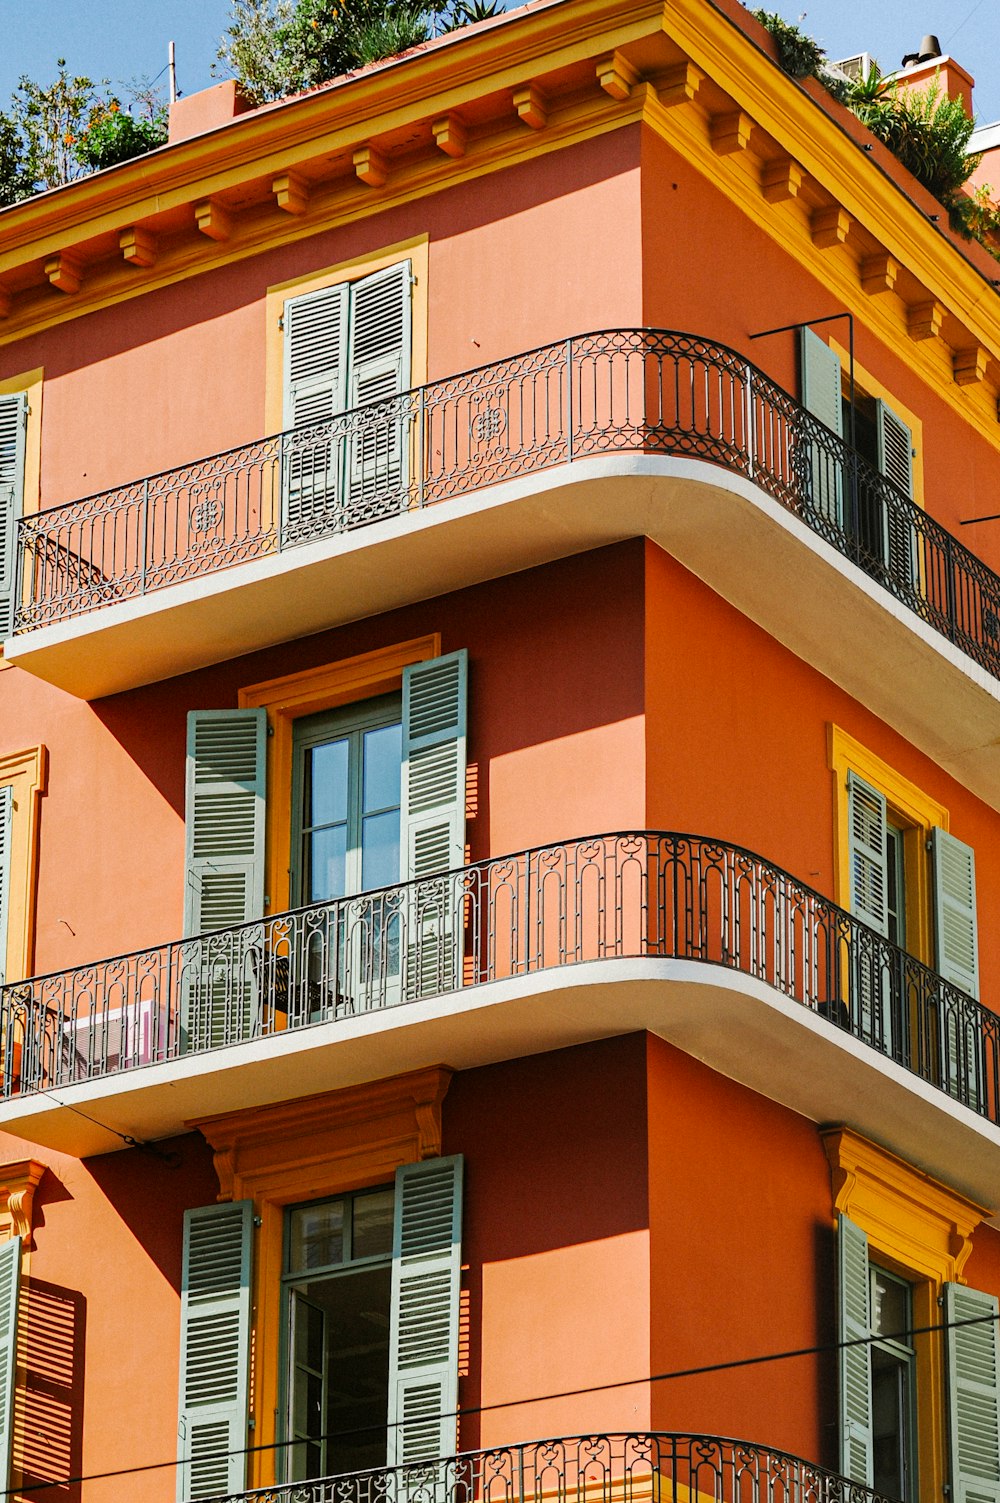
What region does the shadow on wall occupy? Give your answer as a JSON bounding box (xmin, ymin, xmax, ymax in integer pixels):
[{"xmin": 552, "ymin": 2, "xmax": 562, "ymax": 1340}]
[{"xmin": 12, "ymin": 1277, "xmax": 85, "ymax": 1503}]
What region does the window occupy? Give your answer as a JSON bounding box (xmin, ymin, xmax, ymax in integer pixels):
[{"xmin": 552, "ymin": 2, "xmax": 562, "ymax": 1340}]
[
  {"xmin": 830, "ymin": 728, "xmax": 981, "ymax": 1105},
  {"xmin": 0, "ymin": 393, "xmax": 27, "ymax": 641},
  {"xmin": 282, "ymin": 262, "xmax": 411, "ymax": 539},
  {"xmin": 799, "ymin": 328, "xmax": 918, "ymax": 592},
  {"xmin": 177, "ymin": 1151, "xmax": 463, "ymax": 1499},
  {"xmin": 827, "ymin": 1127, "xmax": 1000, "ymax": 1503}
]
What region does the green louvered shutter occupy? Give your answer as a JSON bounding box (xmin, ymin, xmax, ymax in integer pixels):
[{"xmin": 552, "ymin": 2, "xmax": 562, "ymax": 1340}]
[
  {"xmin": 387, "ymin": 1156, "xmax": 463, "ymax": 1468},
  {"xmin": 945, "ymin": 1282, "xmax": 1000, "ymax": 1503},
  {"xmin": 177, "ymin": 1201, "xmax": 253, "ymax": 1501},
  {"xmin": 401, "ymin": 652, "xmax": 467, "ymax": 1000},
  {"xmin": 838, "ymin": 1214, "xmax": 873, "ymax": 1486},
  {"xmin": 0, "ymin": 1236, "xmax": 21, "ymax": 1492},
  {"xmin": 876, "ymin": 399, "xmax": 916, "ymax": 589},
  {"xmin": 0, "ymin": 786, "xmax": 12, "ymax": 988},
  {"xmin": 847, "ymin": 772, "xmax": 891, "ymax": 1048},
  {"xmin": 183, "ymin": 711, "xmax": 267, "ymax": 1050},
  {"xmin": 282, "ymin": 281, "xmax": 350, "ymax": 538},
  {"xmin": 799, "ymin": 327, "xmax": 844, "ymax": 528},
  {"xmin": 0, "ymin": 393, "xmax": 27, "ymax": 641},
  {"xmin": 933, "ymin": 829, "xmax": 982, "ymax": 1106},
  {"xmin": 347, "ymin": 262, "xmax": 411, "ymax": 517}
]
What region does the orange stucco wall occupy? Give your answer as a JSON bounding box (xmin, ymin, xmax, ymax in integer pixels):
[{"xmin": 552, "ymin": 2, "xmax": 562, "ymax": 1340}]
[
  {"xmin": 638, "ymin": 127, "xmax": 1000, "ymax": 578},
  {"xmin": 646, "ymin": 1035, "xmax": 836, "ymax": 1465}
]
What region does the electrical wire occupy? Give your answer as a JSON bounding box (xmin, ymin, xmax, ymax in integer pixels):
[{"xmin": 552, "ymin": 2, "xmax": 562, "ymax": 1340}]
[
  {"xmin": 1, "ymin": 1306, "xmax": 995, "ymax": 1497},
  {"xmin": 945, "ymin": 0, "xmax": 987, "ymax": 50}
]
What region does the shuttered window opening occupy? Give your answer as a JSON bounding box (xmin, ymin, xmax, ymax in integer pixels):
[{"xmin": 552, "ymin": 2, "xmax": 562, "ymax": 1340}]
[
  {"xmin": 932, "ymin": 828, "xmax": 982, "ymax": 1109},
  {"xmin": 0, "ymin": 1237, "xmax": 21, "ymax": 1493},
  {"xmin": 283, "ymin": 261, "xmax": 411, "ymax": 539},
  {"xmin": 799, "ymin": 326, "xmax": 844, "ymax": 528},
  {"xmin": 944, "ymin": 1283, "xmax": 1000, "ymax": 1503},
  {"xmin": 0, "ymin": 393, "xmax": 27, "ymax": 642},
  {"xmin": 876, "ymin": 399, "xmax": 917, "ymax": 591},
  {"xmin": 838, "ymin": 1213, "xmax": 874, "ymax": 1486},
  {"xmin": 848, "ymin": 773, "xmax": 888, "ymax": 936},
  {"xmin": 0, "ymin": 786, "xmax": 12, "ymax": 989}
]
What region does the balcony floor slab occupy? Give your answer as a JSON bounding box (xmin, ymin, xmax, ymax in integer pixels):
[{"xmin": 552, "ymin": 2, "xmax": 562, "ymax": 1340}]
[{"xmin": 1, "ymin": 956, "xmax": 997, "ymax": 1225}]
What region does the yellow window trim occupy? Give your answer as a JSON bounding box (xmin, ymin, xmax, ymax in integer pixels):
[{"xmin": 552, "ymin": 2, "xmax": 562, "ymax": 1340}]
[
  {"xmin": 263, "ymin": 233, "xmax": 429, "ymax": 438},
  {"xmin": 239, "ymin": 633, "xmax": 440, "ymax": 914},
  {"xmin": 829, "ymin": 339, "xmax": 925, "ymax": 511},
  {"xmin": 0, "ymin": 747, "xmax": 46, "ymax": 984},
  {"xmin": 0, "ymin": 368, "xmax": 42, "ymax": 518},
  {"xmin": 0, "ymin": 1160, "xmax": 45, "ymax": 1261},
  {"xmin": 828, "ymin": 724, "xmax": 947, "ymax": 964},
  {"xmin": 822, "ymin": 1126, "xmax": 988, "ymax": 1503},
  {"xmin": 192, "ymin": 1065, "xmax": 452, "ymax": 1491}
]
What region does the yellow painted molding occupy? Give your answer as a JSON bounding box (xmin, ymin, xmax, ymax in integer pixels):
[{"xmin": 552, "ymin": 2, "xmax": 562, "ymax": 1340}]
[
  {"xmin": 262, "ymin": 233, "xmax": 429, "ymax": 439},
  {"xmin": 828, "ymin": 724, "xmax": 946, "ymax": 963},
  {"xmin": 658, "ymin": 59, "xmax": 704, "ymax": 106},
  {"xmin": 119, "ymin": 226, "xmax": 157, "ymax": 268},
  {"xmin": 0, "ymin": 367, "xmax": 42, "ymax": 517},
  {"xmin": 194, "ymin": 198, "xmax": 232, "ymax": 241},
  {"xmin": 908, "ymin": 300, "xmax": 944, "ymax": 342},
  {"xmin": 761, "ymin": 156, "xmax": 803, "ymax": 203},
  {"xmin": 514, "ymin": 83, "xmax": 548, "ymax": 129},
  {"xmin": 432, "ymin": 113, "xmax": 467, "ymax": 157},
  {"xmin": 0, "ymin": 287, "xmax": 9, "ymax": 319},
  {"xmin": 597, "ymin": 51, "xmax": 638, "ymax": 100},
  {"xmin": 810, "ymin": 204, "xmax": 851, "ymax": 249},
  {"xmin": 710, "ymin": 110, "xmax": 751, "ymax": 156},
  {"xmin": 354, "ymin": 143, "xmax": 388, "ymax": 188},
  {"xmin": 44, "ymin": 253, "xmax": 81, "ymax": 294},
  {"xmin": 239, "ymin": 633, "xmax": 440, "ymax": 915},
  {"xmin": 0, "ymin": 746, "xmax": 46, "ymax": 985},
  {"xmin": 821, "ymin": 1126, "xmax": 988, "ymax": 1282},
  {"xmin": 272, "ymin": 170, "xmax": 308, "ymax": 215},
  {"xmin": 954, "ymin": 345, "xmax": 988, "ymax": 386},
  {"xmin": 192, "ymin": 1065, "xmax": 452, "ymax": 1490},
  {"xmin": 860, "ymin": 252, "xmax": 899, "ymax": 297},
  {"xmin": 0, "ymin": 1160, "xmax": 45, "ymax": 1249}
]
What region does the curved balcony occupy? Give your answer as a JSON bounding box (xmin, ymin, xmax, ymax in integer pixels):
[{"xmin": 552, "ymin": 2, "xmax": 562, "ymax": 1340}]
[
  {"xmin": 1, "ymin": 833, "xmax": 997, "ymax": 1181},
  {"xmin": 196, "ymin": 1432, "xmax": 889, "ymax": 1503}
]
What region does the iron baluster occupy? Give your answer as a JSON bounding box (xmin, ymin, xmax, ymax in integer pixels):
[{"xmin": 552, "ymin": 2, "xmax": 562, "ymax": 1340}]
[{"xmin": 565, "ymin": 336, "xmax": 574, "ymax": 464}]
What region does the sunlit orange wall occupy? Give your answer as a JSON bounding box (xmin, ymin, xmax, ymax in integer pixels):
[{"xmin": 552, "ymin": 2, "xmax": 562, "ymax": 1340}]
[
  {"xmin": 444, "ymin": 1036, "xmax": 651, "ymax": 1452},
  {"xmin": 642, "ymin": 540, "xmax": 1000, "ymax": 1003},
  {"xmin": 0, "ymin": 541, "xmax": 644, "ymax": 988},
  {"xmin": 646, "ymin": 1035, "xmax": 836, "ymax": 1465},
  {"xmin": 638, "ymin": 127, "xmax": 1000, "ymax": 578},
  {"xmin": 0, "ymin": 131, "xmax": 641, "ymax": 507}
]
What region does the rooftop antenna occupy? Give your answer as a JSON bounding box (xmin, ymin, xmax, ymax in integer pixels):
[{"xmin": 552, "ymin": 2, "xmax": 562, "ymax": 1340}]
[{"xmin": 168, "ymin": 40, "xmax": 178, "ymax": 104}]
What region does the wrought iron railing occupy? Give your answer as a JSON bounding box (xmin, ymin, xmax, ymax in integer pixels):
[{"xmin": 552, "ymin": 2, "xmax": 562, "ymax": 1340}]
[
  {"xmin": 187, "ymin": 1431, "xmax": 893, "ymax": 1503},
  {"xmin": 13, "ymin": 331, "xmax": 1000, "ymax": 678},
  {"xmin": 1, "ymin": 832, "xmax": 995, "ymax": 1122}
]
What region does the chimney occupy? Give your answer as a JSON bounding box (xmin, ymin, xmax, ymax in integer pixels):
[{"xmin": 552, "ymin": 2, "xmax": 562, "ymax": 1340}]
[
  {"xmin": 168, "ymin": 80, "xmax": 254, "ymax": 145},
  {"xmin": 895, "ymin": 35, "xmax": 974, "ymax": 116}
]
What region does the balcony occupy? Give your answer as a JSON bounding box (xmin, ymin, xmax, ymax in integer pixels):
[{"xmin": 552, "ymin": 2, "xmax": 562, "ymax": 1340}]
[
  {"xmin": 11, "ymin": 332, "xmax": 1000, "ymax": 807},
  {"xmin": 186, "ymin": 1433, "xmax": 890, "ymax": 1503},
  {"xmin": 2, "ymin": 831, "xmax": 998, "ymax": 1201}
]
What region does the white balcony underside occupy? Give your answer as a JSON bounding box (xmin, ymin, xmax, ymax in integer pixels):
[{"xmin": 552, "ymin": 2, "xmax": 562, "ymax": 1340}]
[
  {"xmin": 11, "ymin": 457, "xmax": 1000, "ymax": 813},
  {"xmin": 2, "ymin": 957, "xmax": 998, "ymax": 1226}
]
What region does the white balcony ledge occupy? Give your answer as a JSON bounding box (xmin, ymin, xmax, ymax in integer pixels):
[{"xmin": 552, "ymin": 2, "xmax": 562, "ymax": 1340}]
[
  {"xmin": 2, "ymin": 954, "xmax": 998, "ymax": 1223},
  {"xmin": 11, "ymin": 454, "xmax": 1000, "ymax": 815}
]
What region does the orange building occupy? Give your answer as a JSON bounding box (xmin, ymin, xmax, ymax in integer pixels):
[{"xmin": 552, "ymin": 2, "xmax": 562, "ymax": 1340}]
[{"xmin": 0, "ymin": 1, "xmax": 999, "ymax": 1500}]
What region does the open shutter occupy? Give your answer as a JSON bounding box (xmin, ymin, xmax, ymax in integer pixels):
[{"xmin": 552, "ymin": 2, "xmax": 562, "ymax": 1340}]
[
  {"xmin": 387, "ymin": 1155, "xmax": 463, "ymax": 1468},
  {"xmin": 838, "ymin": 1213, "xmax": 873, "ymax": 1486},
  {"xmin": 0, "ymin": 393, "xmax": 27, "ymax": 641},
  {"xmin": 183, "ymin": 711, "xmax": 267, "ymax": 1051},
  {"xmin": 876, "ymin": 399, "xmax": 916, "ymax": 589},
  {"xmin": 847, "ymin": 772, "xmax": 890, "ymax": 1049},
  {"xmin": 933, "ymin": 829, "xmax": 983, "ymax": 1106},
  {"xmin": 944, "ymin": 1282, "xmax": 1000, "ymax": 1503},
  {"xmin": 347, "ymin": 262, "xmax": 411, "ymax": 518},
  {"xmin": 282, "ymin": 281, "xmax": 350, "ymax": 539},
  {"xmin": 799, "ymin": 327, "xmax": 843, "ymax": 528},
  {"xmin": 177, "ymin": 1201, "xmax": 253, "ymax": 1502},
  {"xmin": 401, "ymin": 652, "xmax": 467, "ymax": 999},
  {"xmin": 0, "ymin": 1236, "xmax": 21, "ymax": 1492},
  {"xmin": 0, "ymin": 787, "xmax": 12, "ymax": 988}
]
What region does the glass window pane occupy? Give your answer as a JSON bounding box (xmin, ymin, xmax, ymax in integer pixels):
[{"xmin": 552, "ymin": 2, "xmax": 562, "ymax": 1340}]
[
  {"xmin": 352, "ymin": 1188, "xmax": 394, "ymax": 1260},
  {"xmin": 307, "ymin": 739, "xmax": 350, "ymax": 828},
  {"xmin": 289, "ymin": 1200, "xmax": 345, "ymax": 1273},
  {"xmin": 308, "ymin": 824, "xmax": 348, "ymax": 903},
  {"xmin": 363, "ymin": 723, "xmax": 402, "ymax": 813},
  {"xmin": 361, "ymin": 810, "xmax": 399, "ymax": 891}
]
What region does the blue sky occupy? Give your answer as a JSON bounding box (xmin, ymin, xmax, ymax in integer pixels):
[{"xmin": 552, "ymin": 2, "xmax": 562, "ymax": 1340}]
[{"xmin": 0, "ymin": 0, "xmax": 997, "ymax": 127}]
